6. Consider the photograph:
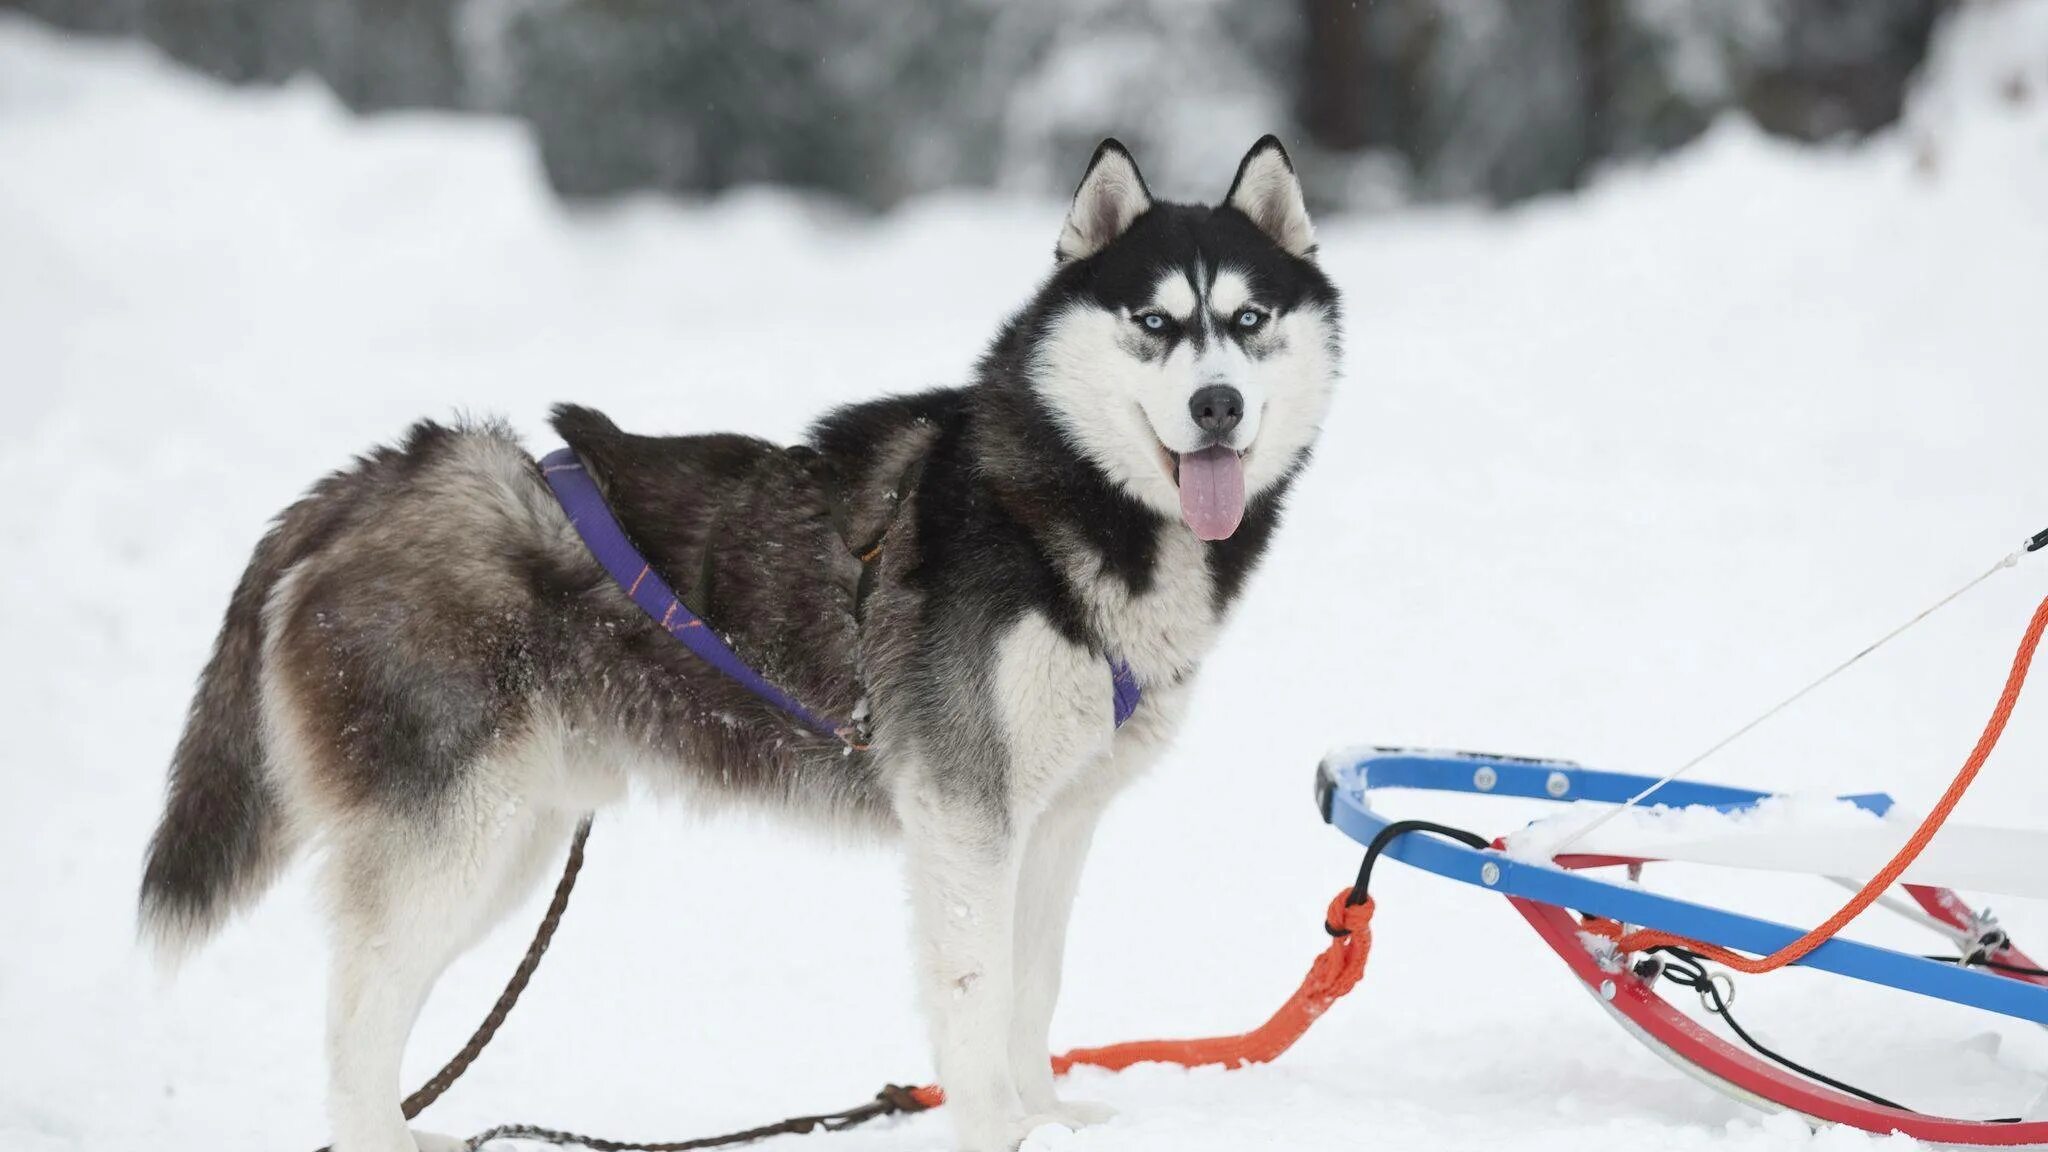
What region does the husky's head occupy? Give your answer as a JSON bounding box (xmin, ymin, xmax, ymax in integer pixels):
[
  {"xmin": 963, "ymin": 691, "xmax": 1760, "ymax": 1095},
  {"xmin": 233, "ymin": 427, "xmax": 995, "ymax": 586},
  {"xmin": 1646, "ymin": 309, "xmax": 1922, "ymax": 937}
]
[{"xmin": 1026, "ymin": 136, "xmax": 1340, "ymax": 542}]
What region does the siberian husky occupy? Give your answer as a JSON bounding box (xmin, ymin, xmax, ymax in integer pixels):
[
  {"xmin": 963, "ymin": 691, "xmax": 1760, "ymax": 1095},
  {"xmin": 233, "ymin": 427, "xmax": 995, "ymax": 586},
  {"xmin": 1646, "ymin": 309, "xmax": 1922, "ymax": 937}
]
[{"xmin": 141, "ymin": 136, "xmax": 1342, "ymax": 1152}]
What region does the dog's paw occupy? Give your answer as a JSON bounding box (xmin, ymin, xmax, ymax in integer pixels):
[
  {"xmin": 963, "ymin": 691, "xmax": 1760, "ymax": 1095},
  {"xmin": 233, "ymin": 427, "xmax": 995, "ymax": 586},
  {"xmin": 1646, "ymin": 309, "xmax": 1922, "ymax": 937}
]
[
  {"xmin": 956, "ymin": 1112, "xmax": 1071, "ymax": 1152},
  {"xmin": 1040, "ymin": 1098, "xmax": 1117, "ymax": 1128},
  {"xmin": 410, "ymin": 1130, "xmax": 467, "ymax": 1152},
  {"xmin": 1008, "ymin": 1114, "xmax": 1080, "ymax": 1150},
  {"xmin": 1015, "ymin": 1090, "xmax": 1117, "ymax": 1131}
]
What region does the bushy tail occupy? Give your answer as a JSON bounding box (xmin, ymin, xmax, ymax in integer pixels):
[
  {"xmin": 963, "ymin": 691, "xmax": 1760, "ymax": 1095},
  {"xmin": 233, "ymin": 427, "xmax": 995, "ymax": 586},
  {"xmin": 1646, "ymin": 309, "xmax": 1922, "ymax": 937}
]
[{"xmin": 139, "ymin": 520, "xmax": 300, "ymax": 966}]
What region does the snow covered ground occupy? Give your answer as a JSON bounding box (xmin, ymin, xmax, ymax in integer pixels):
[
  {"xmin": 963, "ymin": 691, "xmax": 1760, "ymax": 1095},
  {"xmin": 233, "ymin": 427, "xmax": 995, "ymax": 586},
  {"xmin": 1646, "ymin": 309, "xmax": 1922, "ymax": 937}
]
[{"xmin": 4, "ymin": 7, "xmax": 2048, "ymax": 1150}]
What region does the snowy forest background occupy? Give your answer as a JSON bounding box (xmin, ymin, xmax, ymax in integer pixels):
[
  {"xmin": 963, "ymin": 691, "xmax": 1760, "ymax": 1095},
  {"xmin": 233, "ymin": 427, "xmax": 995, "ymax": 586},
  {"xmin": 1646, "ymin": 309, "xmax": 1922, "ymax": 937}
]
[{"xmin": 6, "ymin": 0, "xmax": 1955, "ymax": 210}]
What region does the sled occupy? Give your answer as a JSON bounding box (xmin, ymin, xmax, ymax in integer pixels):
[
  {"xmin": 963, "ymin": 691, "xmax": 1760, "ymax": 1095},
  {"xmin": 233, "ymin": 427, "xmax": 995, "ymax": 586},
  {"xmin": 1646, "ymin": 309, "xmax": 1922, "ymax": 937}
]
[{"xmin": 1318, "ymin": 747, "xmax": 2048, "ymax": 1145}]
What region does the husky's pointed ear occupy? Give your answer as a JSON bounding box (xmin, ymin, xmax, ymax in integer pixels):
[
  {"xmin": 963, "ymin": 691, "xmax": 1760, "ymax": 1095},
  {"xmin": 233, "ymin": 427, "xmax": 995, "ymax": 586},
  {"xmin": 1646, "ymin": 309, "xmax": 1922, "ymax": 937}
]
[
  {"xmin": 1057, "ymin": 139, "xmax": 1152, "ymax": 262},
  {"xmin": 1226, "ymin": 135, "xmax": 1316, "ymax": 260}
]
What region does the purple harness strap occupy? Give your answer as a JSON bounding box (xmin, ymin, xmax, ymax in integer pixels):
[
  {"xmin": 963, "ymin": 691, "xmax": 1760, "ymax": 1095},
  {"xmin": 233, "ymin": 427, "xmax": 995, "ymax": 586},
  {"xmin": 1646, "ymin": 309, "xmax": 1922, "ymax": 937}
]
[
  {"xmin": 541, "ymin": 448, "xmax": 853, "ymax": 743},
  {"xmin": 1109, "ymin": 658, "xmax": 1141, "ymax": 728},
  {"xmin": 539, "ymin": 446, "xmax": 1141, "ymax": 744}
]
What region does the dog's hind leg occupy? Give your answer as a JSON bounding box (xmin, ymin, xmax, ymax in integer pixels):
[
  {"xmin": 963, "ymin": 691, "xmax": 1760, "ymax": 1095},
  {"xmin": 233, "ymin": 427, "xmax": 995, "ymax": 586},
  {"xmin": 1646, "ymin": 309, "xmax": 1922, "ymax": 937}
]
[{"xmin": 320, "ymin": 803, "xmax": 574, "ymax": 1152}]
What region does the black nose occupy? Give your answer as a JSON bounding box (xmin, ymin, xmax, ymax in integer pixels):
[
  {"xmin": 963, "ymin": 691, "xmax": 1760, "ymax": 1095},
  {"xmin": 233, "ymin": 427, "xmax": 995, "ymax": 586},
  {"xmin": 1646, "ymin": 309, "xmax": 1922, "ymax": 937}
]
[{"xmin": 1189, "ymin": 384, "xmax": 1244, "ymax": 438}]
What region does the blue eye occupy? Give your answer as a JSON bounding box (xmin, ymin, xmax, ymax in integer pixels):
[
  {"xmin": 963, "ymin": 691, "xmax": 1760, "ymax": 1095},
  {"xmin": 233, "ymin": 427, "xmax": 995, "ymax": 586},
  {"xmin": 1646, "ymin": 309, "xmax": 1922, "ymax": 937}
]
[
  {"xmin": 1141, "ymin": 313, "xmax": 1167, "ymax": 332},
  {"xmin": 1237, "ymin": 309, "xmax": 1264, "ymax": 329}
]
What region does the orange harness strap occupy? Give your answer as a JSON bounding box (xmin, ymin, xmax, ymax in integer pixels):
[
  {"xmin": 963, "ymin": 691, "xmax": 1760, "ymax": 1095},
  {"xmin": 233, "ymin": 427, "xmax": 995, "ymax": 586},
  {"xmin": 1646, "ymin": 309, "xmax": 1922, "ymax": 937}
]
[
  {"xmin": 907, "ymin": 891, "xmax": 1376, "ymax": 1109},
  {"xmin": 1587, "ymin": 593, "xmax": 2048, "ymax": 975}
]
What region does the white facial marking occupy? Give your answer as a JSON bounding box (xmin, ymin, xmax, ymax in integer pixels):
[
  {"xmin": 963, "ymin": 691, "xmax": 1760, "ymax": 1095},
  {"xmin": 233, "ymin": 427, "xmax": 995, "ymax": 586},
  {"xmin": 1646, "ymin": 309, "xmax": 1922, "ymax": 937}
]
[
  {"xmin": 1242, "ymin": 300, "xmax": 1338, "ymax": 495},
  {"xmin": 1150, "ymin": 269, "xmax": 1197, "ymax": 322},
  {"xmin": 1209, "ymin": 268, "xmax": 1253, "ymax": 318}
]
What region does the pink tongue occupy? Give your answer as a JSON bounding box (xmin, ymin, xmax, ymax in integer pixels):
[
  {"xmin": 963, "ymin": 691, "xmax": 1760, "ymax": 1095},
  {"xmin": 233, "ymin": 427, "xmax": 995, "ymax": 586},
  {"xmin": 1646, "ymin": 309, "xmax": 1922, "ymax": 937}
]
[{"xmin": 1177, "ymin": 444, "xmax": 1246, "ymax": 541}]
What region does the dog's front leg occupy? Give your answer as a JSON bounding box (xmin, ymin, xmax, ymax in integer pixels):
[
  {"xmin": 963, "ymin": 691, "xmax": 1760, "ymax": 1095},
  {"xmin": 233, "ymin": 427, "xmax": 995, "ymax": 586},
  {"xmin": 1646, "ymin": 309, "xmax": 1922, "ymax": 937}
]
[
  {"xmin": 1008, "ymin": 782, "xmax": 1117, "ymax": 1127},
  {"xmin": 900, "ymin": 781, "xmax": 1035, "ymax": 1152}
]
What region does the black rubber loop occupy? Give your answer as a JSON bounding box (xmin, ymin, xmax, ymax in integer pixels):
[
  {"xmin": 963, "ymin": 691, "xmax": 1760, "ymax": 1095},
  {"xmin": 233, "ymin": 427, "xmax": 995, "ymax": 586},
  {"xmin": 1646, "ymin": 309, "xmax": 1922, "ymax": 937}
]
[{"xmin": 1335, "ymin": 819, "xmax": 1490, "ymax": 927}]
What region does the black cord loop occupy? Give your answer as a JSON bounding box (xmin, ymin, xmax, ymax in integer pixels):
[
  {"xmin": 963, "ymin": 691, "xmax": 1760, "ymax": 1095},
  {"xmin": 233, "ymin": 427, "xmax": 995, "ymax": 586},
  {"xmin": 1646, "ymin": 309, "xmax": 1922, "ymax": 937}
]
[
  {"xmin": 1329, "ymin": 820, "xmax": 1490, "ymax": 935},
  {"xmin": 1649, "ymin": 944, "xmax": 2023, "ymax": 1123}
]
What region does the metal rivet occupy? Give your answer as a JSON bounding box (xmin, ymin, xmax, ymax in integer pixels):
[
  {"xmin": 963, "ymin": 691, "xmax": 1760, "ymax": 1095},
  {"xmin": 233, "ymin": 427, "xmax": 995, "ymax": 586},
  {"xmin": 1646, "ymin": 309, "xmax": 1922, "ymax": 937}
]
[
  {"xmin": 1480, "ymin": 860, "xmax": 1501, "ymax": 886},
  {"xmin": 1600, "ymin": 979, "xmax": 1617, "ymax": 1001},
  {"xmin": 1546, "ymin": 771, "xmax": 1570, "ymax": 798},
  {"xmin": 1473, "ymin": 766, "xmax": 1498, "ymax": 792}
]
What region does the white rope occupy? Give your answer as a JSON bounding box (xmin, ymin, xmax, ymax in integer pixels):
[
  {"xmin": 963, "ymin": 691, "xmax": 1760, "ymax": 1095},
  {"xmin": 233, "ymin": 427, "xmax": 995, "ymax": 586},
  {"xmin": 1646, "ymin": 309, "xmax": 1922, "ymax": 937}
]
[
  {"xmin": 1544, "ymin": 542, "xmax": 2031, "ymax": 857},
  {"xmin": 1826, "ymin": 876, "xmax": 1976, "ymax": 952}
]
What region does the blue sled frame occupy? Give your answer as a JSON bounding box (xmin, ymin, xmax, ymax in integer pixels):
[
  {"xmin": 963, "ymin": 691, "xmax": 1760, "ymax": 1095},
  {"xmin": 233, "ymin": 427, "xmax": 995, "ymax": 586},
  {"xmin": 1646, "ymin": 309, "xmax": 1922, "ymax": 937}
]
[{"xmin": 1316, "ymin": 747, "xmax": 2048, "ymax": 1025}]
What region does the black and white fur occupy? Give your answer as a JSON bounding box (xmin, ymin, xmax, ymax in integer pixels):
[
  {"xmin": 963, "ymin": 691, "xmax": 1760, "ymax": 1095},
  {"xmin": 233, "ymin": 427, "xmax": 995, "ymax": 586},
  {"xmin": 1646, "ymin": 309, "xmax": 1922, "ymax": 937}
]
[{"xmin": 140, "ymin": 137, "xmax": 1341, "ymax": 1152}]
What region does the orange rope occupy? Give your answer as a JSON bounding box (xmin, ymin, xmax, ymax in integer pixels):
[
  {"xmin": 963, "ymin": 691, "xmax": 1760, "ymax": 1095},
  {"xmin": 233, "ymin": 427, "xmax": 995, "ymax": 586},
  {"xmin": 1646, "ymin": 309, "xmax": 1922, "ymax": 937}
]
[
  {"xmin": 1588, "ymin": 594, "xmax": 2048, "ymax": 974},
  {"xmin": 907, "ymin": 891, "xmax": 1376, "ymax": 1110}
]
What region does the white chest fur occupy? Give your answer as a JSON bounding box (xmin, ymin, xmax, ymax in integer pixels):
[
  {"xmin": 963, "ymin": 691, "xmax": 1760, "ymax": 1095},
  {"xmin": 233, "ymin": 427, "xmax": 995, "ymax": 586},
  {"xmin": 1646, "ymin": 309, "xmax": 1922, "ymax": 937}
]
[
  {"xmin": 990, "ymin": 522, "xmax": 1219, "ymax": 812},
  {"xmin": 1066, "ymin": 521, "xmax": 1220, "ymax": 687}
]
